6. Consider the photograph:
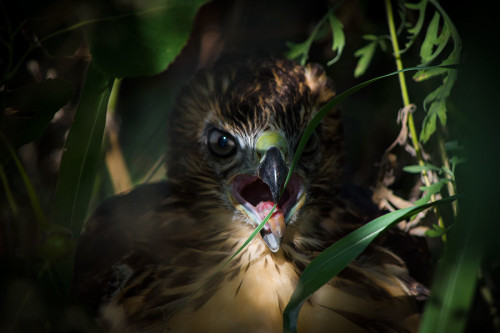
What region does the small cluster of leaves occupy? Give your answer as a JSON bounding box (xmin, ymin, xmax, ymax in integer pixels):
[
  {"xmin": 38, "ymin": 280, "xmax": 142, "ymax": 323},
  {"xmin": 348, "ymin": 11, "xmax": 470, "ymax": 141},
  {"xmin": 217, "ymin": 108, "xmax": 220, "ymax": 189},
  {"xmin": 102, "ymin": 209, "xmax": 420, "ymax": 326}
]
[
  {"xmin": 354, "ymin": 34, "xmax": 390, "ymax": 77},
  {"xmin": 402, "ymin": 166, "xmax": 450, "ymax": 238},
  {"xmin": 407, "ymin": 0, "xmax": 461, "ymax": 143},
  {"xmin": 352, "ymin": 0, "xmax": 461, "ymax": 143},
  {"xmin": 285, "ymin": 7, "xmax": 345, "ymax": 67},
  {"xmin": 282, "ymin": 1, "xmax": 466, "ymax": 331},
  {"xmin": 403, "ymin": 140, "xmax": 464, "ymax": 236}
]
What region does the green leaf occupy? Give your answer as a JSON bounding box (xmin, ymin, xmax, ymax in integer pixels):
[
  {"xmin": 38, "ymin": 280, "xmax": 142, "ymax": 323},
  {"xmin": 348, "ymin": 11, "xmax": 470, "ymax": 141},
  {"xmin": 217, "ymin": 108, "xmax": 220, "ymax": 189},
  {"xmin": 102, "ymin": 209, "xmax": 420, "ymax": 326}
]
[
  {"xmin": 420, "ymin": 113, "xmax": 436, "ymax": 143},
  {"xmin": 285, "ymin": 7, "xmax": 345, "ymax": 68},
  {"xmin": 405, "ymin": 1, "xmax": 425, "ymax": 10},
  {"xmin": 414, "ymin": 190, "xmax": 433, "ymax": 206},
  {"xmin": 420, "ymin": 11, "xmax": 441, "ymax": 64},
  {"xmin": 402, "ymin": 0, "xmax": 428, "ymax": 52},
  {"xmin": 420, "ymin": 201, "xmax": 482, "ymax": 332},
  {"xmin": 283, "ymin": 197, "xmax": 456, "ymax": 332},
  {"xmin": 425, "ymin": 223, "xmax": 447, "ymax": 237},
  {"xmin": 449, "ymin": 156, "xmax": 466, "ymax": 168},
  {"xmin": 422, "ymin": 84, "xmax": 444, "ymax": 111},
  {"xmin": 1, "ymin": 79, "xmax": 75, "ymax": 160},
  {"xmin": 427, "ymin": 21, "xmax": 451, "ymax": 64},
  {"xmin": 444, "ymin": 141, "xmax": 462, "ymax": 152},
  {"xmin": 420, "ymin": 10, "xmax": 452, "ymax": 65},
  {"xmin": 433, "ymin": 99, "xmax": 447, "ymax": 125},
  {"xmin": 285, "ymin": 8, "xmax": 339, "ymax": 67},
  {"xmin": 53, "ymin": 62, "xmax": 114, "ymax": 234},
  {"xmin": 326, "ymin": 13, "xmax": 345, "ymax": 66},
  {"xmin": 85, "ymin": 0, "xmax": 209, "ymax": 77},
  {"xmin": 362, "ymin": 34, "xmax": 378, "ymax": 41},
  {"xmin": 421, "ymin": 99, "xmax": 446, "ymax": 142},
  {"xmin": 413, "ymin": 66, "xmax": 448, "ymax": 82},
  {"xmin": 416, "ymin": 1, "xmax": 461, "ymax": 143},
  {"xmin": 285, "ymin": 41, "xmax": 311, "ymax": 66},
  {"xmin": 288, "ymin": 66, "xmax": 437, "ymax": 184},
  {"xmin": 403, "ymin": 163, "xmax": 441, "ymax": 173},
  {"xmin": 419, "ymin": 178, "xmax": 450, "ymax": 194},
  {"xmin": 378, "ymin": 38, "xmax": 389, "ymax": 52},
  {"xmin": 353, "ymin": 40, "xmax": 377, "ymax": 77}
]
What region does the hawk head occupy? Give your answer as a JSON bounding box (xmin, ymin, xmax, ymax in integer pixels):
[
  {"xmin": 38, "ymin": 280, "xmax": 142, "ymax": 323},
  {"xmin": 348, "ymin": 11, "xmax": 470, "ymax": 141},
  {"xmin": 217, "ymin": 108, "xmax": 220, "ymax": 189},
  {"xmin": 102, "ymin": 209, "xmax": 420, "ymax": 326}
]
[{"xmin": 166, "ymin": 57, "xmax": 342, "ymax": 252}]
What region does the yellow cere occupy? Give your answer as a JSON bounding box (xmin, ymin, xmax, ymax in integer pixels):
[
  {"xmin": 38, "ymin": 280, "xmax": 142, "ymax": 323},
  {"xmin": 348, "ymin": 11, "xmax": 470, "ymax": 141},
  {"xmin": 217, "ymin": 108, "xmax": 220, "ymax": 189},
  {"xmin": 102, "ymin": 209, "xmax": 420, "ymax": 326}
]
[{"xmin": 256, "ymin": 131, "xmax": 287, "ymax": 158}]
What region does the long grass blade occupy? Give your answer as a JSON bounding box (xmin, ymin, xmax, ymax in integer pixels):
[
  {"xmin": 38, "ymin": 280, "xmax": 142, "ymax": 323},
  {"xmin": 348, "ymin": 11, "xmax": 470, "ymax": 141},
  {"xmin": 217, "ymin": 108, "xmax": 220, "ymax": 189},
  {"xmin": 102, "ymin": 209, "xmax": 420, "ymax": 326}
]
[
  {"xmin": 285, "ymin": 66, "xmax": 433, "ymax": 190},
  {"xmin": 419, "ymin": 212, "xmax": 480, "ymax": 332},
  {"xmin": 283, "ymin": 196, "xmax": 456, "ymax": 332}
]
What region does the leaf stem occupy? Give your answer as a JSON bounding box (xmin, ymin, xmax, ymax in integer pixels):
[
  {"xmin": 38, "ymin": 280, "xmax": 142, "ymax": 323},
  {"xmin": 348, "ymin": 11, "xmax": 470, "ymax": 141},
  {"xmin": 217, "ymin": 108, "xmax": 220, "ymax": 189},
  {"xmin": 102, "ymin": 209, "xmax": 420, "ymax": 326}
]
[
  {"xmin": 384, "ymin": 0, "xmax": 446, "ymax": 240},
  {"xmin": 437, "ymin": 135, "xmax": 458, "ymax": 215}
]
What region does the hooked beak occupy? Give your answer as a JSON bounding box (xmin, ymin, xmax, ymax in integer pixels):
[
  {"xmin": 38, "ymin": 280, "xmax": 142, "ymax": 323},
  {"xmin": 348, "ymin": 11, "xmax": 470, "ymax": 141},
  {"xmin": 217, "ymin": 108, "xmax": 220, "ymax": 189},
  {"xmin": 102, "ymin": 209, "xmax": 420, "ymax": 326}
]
[
  {"xmin": 229, "ymin": 131, "xmax": 305, "ymax": 252},
  {"xmin": 258, "ymin": 146, "xmax": 288, "ymax": 203}
]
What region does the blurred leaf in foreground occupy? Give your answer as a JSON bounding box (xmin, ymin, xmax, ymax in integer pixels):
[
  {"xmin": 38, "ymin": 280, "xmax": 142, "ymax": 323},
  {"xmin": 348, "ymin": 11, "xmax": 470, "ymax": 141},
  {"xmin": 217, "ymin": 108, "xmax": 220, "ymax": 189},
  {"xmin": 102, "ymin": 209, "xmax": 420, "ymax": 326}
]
[
  {"xmin": 1, "ymin": 78, "xmax": 75, "ymax": 160},
  {"xmin": 84, "ymin": 0, "xmax": 210, "ymax": 77}
]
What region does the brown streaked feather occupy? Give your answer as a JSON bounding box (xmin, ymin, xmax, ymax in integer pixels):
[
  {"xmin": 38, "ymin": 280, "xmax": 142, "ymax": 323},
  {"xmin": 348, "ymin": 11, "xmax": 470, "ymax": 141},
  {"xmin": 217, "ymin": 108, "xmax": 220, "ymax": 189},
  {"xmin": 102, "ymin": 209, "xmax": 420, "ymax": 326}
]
[{"xmin": 74, "ymin": 57, "xmax": 424, "ymax": 332}]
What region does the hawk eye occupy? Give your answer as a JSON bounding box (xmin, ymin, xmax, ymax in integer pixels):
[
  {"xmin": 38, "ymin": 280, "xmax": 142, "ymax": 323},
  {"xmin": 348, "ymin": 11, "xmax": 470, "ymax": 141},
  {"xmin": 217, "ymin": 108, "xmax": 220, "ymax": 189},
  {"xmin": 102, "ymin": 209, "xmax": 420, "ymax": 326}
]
[{"xmin": 208, "ymin": 129, "xmax": 237, "ymax": 157}]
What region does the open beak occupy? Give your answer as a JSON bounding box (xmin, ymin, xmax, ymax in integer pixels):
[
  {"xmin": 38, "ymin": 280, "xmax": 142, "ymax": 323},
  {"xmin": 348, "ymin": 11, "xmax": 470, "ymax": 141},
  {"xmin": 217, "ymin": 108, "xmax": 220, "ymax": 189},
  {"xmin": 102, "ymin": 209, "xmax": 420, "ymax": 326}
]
[{"xmin": 229, "ymin": 132, "xmax": 305, "ymax": 252}]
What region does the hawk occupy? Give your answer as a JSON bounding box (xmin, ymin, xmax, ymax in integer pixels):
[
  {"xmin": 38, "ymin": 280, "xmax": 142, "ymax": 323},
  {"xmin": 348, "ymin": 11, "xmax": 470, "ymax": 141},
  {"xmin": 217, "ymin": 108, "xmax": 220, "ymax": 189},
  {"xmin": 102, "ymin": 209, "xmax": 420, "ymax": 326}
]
[{"xmin": 73, "ymin": 57, "xmax": 421, "ymax": 332}]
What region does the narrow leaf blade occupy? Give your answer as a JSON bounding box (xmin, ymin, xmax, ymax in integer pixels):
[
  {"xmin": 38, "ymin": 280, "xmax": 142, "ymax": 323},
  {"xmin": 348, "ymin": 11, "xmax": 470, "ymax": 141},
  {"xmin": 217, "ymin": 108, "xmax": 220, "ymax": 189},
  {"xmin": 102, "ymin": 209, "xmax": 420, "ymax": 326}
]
[
  {"xmin": 283, "ymin": 197, "xmax": 456, "ymax": 332},
  {"xmin": 54, "ymin": 62, "xmax": 114, "ymax": 234}
]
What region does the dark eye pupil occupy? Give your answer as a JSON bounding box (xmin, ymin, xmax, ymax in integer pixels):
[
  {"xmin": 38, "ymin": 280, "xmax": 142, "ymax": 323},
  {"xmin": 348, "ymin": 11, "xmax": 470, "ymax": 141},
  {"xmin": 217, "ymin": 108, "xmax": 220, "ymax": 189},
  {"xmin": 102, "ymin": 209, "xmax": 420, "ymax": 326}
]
[
  {"xmin": 218, "ymin": 136, "xmax": 229, "ymax": 147},
  {"xmin": 208, "ymin": 129, "xmax": 236, "ymax": 157}
]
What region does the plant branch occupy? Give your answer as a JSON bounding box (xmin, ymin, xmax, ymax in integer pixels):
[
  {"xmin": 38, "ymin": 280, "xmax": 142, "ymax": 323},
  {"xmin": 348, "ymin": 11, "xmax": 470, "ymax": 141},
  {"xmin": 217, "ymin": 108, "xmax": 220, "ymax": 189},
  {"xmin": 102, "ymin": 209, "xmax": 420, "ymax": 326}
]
[{"xmin": 385, "ymin": 0, "xmax": 446, "ymax": 239}]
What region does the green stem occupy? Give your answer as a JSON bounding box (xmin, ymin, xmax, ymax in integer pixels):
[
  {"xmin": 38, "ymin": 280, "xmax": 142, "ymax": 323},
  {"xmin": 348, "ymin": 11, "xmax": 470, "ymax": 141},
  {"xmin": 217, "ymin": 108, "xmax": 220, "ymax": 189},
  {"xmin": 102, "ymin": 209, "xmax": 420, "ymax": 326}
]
[
  {"xmin": 437, "ymin": 135, "xmax": 458, "ymax": 215},
  {"xmin": 385, "ymin": 0, "xmax": 419, "ymax": 153},
  {"xmin": 385, "ymin": 0, "xmax": 446, "ymax": 240}
]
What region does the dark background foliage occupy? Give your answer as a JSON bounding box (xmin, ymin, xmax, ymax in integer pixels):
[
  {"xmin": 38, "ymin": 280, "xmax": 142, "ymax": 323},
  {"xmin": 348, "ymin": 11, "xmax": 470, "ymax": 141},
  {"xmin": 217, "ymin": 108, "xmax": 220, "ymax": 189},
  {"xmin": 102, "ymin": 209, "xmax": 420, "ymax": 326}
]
[{"xmin": 1, "ymin": 0, "xmax": 498, "ymax": 332}]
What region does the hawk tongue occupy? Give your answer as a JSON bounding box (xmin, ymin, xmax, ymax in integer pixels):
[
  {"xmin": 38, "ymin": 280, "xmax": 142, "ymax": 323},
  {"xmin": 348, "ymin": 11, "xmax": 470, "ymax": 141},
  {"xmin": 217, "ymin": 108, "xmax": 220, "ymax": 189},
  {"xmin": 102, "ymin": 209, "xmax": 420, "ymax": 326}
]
[{"xmin": 256, "ymin": 201, "xmax": 286, "ymax": 252}]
